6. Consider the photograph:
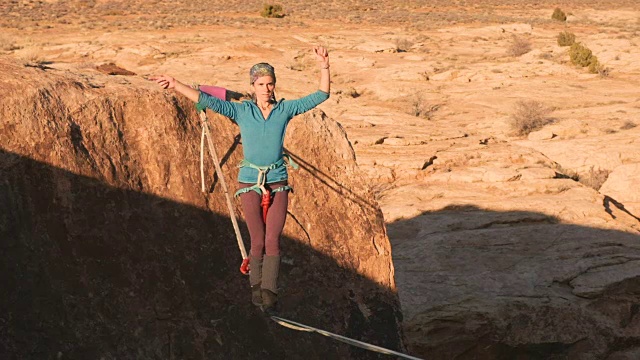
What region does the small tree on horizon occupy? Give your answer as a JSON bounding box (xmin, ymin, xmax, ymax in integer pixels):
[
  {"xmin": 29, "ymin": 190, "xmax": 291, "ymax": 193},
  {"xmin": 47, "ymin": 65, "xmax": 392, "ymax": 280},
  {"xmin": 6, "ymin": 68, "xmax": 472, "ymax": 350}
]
[{"xmin": 261, "ymin": 4, "xmax": 284, "ymax": 18}]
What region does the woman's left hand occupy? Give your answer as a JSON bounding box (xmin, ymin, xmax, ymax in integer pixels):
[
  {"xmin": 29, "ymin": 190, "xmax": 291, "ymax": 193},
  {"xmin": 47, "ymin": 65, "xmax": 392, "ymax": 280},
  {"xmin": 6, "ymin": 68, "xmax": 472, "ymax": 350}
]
[{"xmin": 313, "ymin": 46, "xmax": 329, "ymax": 69}]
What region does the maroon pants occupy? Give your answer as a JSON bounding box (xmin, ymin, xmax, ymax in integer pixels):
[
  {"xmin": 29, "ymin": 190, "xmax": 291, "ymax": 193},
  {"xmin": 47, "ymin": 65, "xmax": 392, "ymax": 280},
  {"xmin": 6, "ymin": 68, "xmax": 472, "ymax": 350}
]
[{"xmin": 239, "ymin": 181, "xmax": 289, "ymax": 257}]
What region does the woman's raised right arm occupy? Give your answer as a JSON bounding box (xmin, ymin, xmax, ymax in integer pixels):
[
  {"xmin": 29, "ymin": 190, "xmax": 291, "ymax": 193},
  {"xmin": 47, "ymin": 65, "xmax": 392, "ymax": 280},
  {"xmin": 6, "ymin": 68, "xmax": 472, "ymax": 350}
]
[
  {"xmin": 149, "ymin": 75, "xmax": 200, "ymax": 102},
  {"xmin": 149, "ymin": 75, "xmax": 238, "ymax": 120}
]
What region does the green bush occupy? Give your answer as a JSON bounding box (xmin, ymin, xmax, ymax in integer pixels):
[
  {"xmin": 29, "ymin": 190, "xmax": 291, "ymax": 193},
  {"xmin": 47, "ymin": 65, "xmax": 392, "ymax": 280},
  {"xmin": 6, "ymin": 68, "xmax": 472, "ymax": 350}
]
[
  {"xmin": 569, "ymin": 43, "xmax": 607, "ymax": 75},
  {"xmin": 588, "ymin": 58, "xmax": 609, "ymax": 76},
  {"xmin": 557, "ymin": 31, "xmax": 576, "ymax": 46},
  {"xmin": 588, "ymin": 57, "xmax": 601, "ymax": 74},
  {"xmin": 552, "ymin": 8, "xmax": 567, "ymax": 21},
  {"xmin": 570, "ymin": 42, "xmax": 594, "ymax": 67},
  {"xmin": 261, "ymin": 4, "xmax": 284, "ymax": 18}
]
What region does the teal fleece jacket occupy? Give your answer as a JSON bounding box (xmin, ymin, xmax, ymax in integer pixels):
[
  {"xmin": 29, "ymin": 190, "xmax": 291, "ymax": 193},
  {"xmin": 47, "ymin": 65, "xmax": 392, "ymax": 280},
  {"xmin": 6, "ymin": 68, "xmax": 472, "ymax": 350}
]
[{"xmin": 197, "ymin": 90, "xmax": 330, "ymax": 184}]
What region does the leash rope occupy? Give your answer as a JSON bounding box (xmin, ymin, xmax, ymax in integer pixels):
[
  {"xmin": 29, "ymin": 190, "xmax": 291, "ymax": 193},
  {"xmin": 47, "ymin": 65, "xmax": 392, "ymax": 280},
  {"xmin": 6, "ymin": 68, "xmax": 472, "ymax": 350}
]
[
  {"xmin": 198, "ymin": 110, "xmax": 249, "ymax": 266},
  {"xmin": 270, "ymin": 316, "xmax": 423, "ymax": 359}
]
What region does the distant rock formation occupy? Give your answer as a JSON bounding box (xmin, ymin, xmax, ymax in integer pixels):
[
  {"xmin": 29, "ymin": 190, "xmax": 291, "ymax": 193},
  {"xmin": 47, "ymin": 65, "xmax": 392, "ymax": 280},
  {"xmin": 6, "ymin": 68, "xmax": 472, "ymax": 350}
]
[{"xmin": 0, "ymin": 58, "xmax": 404, "ymax": 359}]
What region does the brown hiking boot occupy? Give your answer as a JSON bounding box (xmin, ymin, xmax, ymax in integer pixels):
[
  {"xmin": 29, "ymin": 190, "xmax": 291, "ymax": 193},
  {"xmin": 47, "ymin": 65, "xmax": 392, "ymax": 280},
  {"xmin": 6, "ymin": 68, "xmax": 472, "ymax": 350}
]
[
  {"xmin": 249, "ymin": 255, "xmax": 263, "ymax": 307},
  {"xmin": 251, "ymin": 283, "xmax": 262, "ymax": 306},
  {"xmin": 261, "ymin": 289, "xmax": 278, "ymax": 314},
  {"xmin": 261, "ymin": 255, "xmax": 279, "ymax": 314}
]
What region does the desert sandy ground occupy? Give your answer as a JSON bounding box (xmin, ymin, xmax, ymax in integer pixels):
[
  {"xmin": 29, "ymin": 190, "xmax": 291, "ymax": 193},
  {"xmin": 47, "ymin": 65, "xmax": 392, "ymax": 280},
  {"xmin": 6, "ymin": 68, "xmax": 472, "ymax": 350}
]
[{"xmin": 3, "ymin": 0, "xmax": 640, "ymax": 357}]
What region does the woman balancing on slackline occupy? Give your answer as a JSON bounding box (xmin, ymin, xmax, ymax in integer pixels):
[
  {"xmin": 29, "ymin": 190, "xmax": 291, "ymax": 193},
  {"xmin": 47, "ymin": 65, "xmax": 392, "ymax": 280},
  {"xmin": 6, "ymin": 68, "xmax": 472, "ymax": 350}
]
[{"xmin": 150, "ymin": 46, "xmax": 330, "ymax": 313}]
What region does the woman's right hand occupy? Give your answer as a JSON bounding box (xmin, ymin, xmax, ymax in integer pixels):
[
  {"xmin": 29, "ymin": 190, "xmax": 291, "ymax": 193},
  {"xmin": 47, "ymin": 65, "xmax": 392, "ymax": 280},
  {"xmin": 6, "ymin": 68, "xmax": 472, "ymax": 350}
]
[
  {"xmin": 148, "ymin": 75, "xmax": 200, "ymax": 103},
  {"xmin": 149, "ymin": 75, "xmax": 176, "ymax": 89}
]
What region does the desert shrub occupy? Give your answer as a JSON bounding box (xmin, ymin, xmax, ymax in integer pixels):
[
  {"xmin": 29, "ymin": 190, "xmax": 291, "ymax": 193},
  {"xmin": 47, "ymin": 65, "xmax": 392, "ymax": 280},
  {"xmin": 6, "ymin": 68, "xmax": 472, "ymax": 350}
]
[
  {"xmin": 587, "ymin": 57, "xmax": 599, "ymax": 72},
  {"xmin": 569, "ymin": 42, "xmax": 598, "ymax": 67},
  {"xmin": 578, "ymin": 166, "xmax": 610, "ymax": 190},
  {"xmin": 411, "ymin": 93, "xmax": 426, "ymax": 117},
  {"xmin": 568, "ymin": 42, "xmax": 608, "ymax": 75},
  {"xmin": 410, "ymin": 93, "xmax": 440, "ymax": 119},
  {"xmin": 0, "ymin": 35, "xmax": 14, "ymax": 51},
  {"xmin": 510, "ymin": 100, "xmax": 553, "ymax": 136},
  {"xmin": 586, "ymin": 57, "xmax": 609, "ymax": 76},
  {"xmin": 552, "ymin": 8, "xmax": 567, "ymax": 21},
  {"xmin": 589, "ymin": 58, "xmax": 609, "ymax": 76},
  {"xmin": 20, "ymin": 49, "xmax": 46, "ymax": 65},
  {"xmin": 620, "ymin": 121, "xmax": 637, "ymax": 130},
  {"xmin": 344, "ymin": 87, "xmax": 360, "ymax": 98},
  {"xmin": 261, "ymin": 4, "xmax": 284, "ymax": 18},
  {"xmin": 557, "ymin": 31, "xmax": 576, "ymax": 46},
  {"xmin": 554, "ymin": 164, "xmax": 579, "ymax": 181},
  {"xmin": 507, "ymin": 36, "xmax": 532, "ymax": 57},
  {"xmin": 395, "ymin": 38, "xmax": 413, "ymax": 52},
  {"xmin": 334, "ymin": 87, "xmax": 360, "ymax": 98},
  {"xmin": 569, "ymin": 42, "xmax": 593, "ymax": 66}
]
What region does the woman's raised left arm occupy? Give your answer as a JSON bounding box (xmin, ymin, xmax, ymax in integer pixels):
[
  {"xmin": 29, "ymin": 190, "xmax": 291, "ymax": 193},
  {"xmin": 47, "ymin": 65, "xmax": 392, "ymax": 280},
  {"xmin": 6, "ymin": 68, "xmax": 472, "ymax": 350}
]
[
  {"xmin": 314, "ymin": 46, "xmax": 330, "ymax": 94},
  {"xmin": 281, "ymin": 46, "xmax": 331, "ymax": 117}
]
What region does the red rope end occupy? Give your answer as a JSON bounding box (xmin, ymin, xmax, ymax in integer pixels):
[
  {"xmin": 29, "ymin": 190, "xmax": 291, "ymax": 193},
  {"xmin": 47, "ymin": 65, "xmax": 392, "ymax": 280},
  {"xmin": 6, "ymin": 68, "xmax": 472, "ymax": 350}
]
[{"xmin": 240, "ymin": 258, "xmax": 250, "ymax": 275}]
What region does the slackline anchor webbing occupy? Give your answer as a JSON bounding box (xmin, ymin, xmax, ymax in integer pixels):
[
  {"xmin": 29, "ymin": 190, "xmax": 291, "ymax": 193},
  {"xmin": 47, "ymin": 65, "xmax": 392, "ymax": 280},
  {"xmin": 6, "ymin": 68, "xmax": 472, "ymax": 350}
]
[
  {"xmin": 198, "ymin": 109, "xmax": 250, "ymax": 274},
  {"xmin": 270, "ymin": 316, "xmax": 424, "ymax": 360}
]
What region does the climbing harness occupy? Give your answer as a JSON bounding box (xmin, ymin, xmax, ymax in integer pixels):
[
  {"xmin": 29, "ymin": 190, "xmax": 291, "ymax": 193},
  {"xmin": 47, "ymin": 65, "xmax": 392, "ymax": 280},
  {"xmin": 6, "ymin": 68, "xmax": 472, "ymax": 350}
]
[
  {"xmin": 270, "ymin": 316, "xmax": 423, "ymax": 359},
  {"xmin": 233, "ymin": 155, "xmax": 298, "ymax": 222},
  {"xmin": 195, "ymin": 85, "xmax": 250, "ymax": 275}
]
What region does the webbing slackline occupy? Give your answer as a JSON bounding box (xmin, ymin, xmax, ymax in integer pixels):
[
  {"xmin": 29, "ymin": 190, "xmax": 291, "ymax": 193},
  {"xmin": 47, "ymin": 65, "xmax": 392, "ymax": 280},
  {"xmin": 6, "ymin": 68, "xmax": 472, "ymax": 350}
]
[{"xmin": 271, "ymin": 316, "xmax": 424, "ymax": 359}]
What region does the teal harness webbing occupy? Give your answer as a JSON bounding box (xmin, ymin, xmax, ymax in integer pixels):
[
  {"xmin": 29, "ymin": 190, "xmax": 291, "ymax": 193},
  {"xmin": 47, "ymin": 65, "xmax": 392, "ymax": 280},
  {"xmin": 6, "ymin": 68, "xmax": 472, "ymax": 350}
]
[{"xmin": 234, "ymin": 155, "xmax": 299, "ymax": 198}]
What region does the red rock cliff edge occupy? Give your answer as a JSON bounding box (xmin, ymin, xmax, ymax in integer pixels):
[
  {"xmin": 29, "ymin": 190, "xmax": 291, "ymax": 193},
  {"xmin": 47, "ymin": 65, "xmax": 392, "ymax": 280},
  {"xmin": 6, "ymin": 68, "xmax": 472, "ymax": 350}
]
[{"xmin": 0, "ymin": 58, "xmax": 404, "ymax": 359}]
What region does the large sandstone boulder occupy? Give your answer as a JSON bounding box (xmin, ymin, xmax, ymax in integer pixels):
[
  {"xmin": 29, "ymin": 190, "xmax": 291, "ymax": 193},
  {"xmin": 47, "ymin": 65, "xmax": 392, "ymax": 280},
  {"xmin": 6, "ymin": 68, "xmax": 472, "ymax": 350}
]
[
  {"xmin": 381, "ymin": 143, "xmax": 640, "ymax": 359},
  {"xmin": 0, "ymin": 58, "xmax": 404, "ymax": 359}
]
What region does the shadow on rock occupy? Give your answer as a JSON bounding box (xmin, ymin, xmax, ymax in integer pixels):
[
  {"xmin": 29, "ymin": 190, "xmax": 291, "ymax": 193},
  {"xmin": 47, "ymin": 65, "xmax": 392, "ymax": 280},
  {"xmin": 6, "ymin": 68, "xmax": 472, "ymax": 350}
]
[{"xmin": 0, "ymin": 150, "xmax": 404, "ymax": 359}]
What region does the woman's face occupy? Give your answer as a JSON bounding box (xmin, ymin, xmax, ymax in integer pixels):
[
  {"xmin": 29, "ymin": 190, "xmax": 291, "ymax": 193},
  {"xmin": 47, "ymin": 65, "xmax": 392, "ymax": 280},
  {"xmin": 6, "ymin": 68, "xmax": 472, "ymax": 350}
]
[{"xmin": 252, "ymin": 76, "xmax": 275, "ymax": 102}]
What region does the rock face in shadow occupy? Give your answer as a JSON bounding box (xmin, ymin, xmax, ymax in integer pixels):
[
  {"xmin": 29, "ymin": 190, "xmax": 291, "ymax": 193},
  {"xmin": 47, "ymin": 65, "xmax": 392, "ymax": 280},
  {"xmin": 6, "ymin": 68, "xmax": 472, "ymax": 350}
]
[{"xmin": 0, "ymin": 58, "xmax": 404, "ymax": 359}]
